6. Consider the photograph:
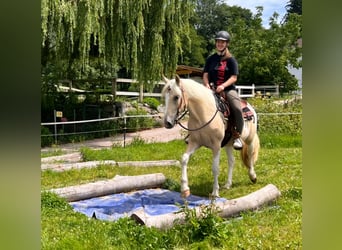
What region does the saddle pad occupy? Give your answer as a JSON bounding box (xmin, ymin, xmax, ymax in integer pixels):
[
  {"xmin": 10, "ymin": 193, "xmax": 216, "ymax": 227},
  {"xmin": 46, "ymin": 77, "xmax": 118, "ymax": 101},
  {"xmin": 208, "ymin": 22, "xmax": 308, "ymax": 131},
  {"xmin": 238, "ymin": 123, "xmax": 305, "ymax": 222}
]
[{"xmin": 241, "ymin": 100, "xmax": 254, "ymax": 120}]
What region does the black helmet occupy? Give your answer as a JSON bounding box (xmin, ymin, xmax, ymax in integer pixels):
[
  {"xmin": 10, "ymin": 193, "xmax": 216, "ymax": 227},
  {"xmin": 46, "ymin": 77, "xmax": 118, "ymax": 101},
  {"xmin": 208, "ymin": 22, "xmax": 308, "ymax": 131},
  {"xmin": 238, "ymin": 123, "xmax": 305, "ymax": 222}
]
[{"xmin": 215, "ymin": 31, "xmax": 230, "ymax": 41}]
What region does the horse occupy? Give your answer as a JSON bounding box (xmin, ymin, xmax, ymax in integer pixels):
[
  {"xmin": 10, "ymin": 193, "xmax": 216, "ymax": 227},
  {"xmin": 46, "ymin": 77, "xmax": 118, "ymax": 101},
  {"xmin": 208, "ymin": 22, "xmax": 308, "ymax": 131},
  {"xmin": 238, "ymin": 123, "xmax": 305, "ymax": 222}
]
[{"xmin": 161, "ymin": 75, "xmax": 260, "ymax": 197}]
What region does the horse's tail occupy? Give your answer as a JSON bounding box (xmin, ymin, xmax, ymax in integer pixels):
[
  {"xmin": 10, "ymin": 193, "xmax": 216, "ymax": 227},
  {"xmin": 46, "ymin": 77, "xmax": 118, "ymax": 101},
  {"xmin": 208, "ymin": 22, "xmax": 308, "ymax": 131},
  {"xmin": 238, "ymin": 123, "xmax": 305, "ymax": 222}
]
[{"xmin": 241, "ymin": 133, "xmax": 260, "ymax": 167}]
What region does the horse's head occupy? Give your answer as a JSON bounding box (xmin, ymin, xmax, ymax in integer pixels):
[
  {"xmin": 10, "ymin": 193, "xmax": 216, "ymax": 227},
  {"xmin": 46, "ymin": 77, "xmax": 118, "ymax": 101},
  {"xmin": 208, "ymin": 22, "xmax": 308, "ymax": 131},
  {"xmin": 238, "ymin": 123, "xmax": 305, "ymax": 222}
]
[{"xmin": 161, "ymin": 75, "xmax": 185, "ymax": 129}]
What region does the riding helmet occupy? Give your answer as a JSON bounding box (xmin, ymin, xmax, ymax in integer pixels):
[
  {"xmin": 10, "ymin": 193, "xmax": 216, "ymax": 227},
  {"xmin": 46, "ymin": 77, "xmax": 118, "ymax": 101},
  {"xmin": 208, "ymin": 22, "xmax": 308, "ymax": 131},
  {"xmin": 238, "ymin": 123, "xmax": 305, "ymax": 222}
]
[{"xmin": 215, "ymin": 31, "xmax": 230, "ymax": 42}]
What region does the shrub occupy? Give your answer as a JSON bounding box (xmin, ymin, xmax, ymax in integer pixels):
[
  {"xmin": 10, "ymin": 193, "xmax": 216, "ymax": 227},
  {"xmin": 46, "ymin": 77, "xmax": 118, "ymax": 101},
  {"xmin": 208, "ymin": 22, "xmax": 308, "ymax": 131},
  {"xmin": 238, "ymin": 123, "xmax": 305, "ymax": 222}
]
[
  {"xmin": 249, "ymin": 97, "xmax": 302, "ymax": 135},
  {"xmin": 125, "ymin": 108, "xmax": 155, "ymax": 132},
  {"xmin": 143, "ymin": 97, "xmax": 160, "ymax": 110},
  {"xmin": 41, "ymin": 126, "xmax": 54, "ymax": 147}
]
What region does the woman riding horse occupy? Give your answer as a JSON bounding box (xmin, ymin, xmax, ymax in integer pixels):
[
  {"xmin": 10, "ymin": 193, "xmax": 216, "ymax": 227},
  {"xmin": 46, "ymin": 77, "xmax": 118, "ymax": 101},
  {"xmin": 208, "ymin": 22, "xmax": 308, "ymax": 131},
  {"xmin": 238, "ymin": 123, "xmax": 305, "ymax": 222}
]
[{"xmin": 203, "ymin": 30, "xmax": 243, "ymax": 150}]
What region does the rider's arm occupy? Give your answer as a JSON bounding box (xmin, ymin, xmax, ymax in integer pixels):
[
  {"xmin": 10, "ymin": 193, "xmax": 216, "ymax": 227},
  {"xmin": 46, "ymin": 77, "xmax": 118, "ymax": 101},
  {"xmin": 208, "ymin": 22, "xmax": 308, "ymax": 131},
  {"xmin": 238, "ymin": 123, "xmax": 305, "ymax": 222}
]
[
  {"xmin": 203, "ymin": 72, "xmax": 210, "ymax": 89},
  {"xmin": 216, "ymin": 75, "xmax": 237, "ymax": 93}
]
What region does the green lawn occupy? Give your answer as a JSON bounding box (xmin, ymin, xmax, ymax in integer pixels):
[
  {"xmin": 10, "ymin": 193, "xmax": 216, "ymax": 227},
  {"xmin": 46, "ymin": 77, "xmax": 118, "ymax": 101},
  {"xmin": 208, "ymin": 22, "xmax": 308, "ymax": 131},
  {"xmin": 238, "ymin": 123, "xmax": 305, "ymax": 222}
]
[{"xmin": 41, "ymin": 134, "xmax": 302, "ymax": 249}]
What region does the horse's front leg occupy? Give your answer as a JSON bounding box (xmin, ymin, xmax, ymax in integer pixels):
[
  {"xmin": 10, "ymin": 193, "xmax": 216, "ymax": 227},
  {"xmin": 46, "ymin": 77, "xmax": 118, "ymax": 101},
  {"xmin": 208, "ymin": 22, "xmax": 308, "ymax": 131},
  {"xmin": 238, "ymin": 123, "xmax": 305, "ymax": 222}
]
[
  {"xmin": 223, "ymin": 145, "xmax": 235, "ymax": 189},
  {"xmin": 180, "ymin": 145, "xmax": 197, "ymax": 198},
  {"xmin": 211, "ymin": 149, "xmax": 221, "ymax": 197}
]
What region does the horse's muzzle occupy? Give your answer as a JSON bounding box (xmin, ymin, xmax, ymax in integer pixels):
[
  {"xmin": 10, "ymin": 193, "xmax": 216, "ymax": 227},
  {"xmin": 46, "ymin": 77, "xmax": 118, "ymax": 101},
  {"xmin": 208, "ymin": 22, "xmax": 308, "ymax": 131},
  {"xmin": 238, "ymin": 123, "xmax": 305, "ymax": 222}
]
[
  {"xmin": 164, "ymin": 116, "xmax": 175, "ymax": 129},
  {"xmin": 164, "ymin": 121, "xmax": 175, "ymax": 129}
]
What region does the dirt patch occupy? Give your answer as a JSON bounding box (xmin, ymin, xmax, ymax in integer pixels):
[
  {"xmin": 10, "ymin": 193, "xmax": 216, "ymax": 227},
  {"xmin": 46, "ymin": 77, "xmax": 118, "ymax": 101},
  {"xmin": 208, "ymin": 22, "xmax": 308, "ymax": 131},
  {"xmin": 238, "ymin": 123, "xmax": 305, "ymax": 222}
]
[{"xmin": 41, "ymin": 125, "xmax": 187, "ymax": 153}]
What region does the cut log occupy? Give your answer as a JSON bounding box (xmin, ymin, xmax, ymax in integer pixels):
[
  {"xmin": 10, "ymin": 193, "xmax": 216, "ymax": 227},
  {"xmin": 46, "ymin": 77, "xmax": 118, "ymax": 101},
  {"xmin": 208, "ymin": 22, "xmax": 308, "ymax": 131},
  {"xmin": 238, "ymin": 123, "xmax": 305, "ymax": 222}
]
[
  {"xmin": 41, "ymin": 160, "xmax": 180, "ymax": 172},
  {"xmin": 41, "ymin": 160, "xmax": 117, "ymax": 172},
  {"xmin": 48, "ymin": 173, "xmax": 166, "ymax": 202},
  {"xmin": 131, "ymin": 184, "xmax": 281, "ymax": 229},
  {"xmin": 41, "ymin": 152, "xmax": 82, "ymax": 163},
  {"xmin": 116, "ymin": 160, "xmax": 180, "ymax": 167}
]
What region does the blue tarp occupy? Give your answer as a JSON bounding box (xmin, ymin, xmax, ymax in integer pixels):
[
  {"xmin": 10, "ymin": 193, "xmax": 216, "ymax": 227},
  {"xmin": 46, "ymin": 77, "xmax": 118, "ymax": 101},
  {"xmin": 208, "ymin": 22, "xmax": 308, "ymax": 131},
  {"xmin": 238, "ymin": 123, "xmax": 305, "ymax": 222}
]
[{"xmin": 70, "ymin": 188, "xmax": 227, "ymax": 221}]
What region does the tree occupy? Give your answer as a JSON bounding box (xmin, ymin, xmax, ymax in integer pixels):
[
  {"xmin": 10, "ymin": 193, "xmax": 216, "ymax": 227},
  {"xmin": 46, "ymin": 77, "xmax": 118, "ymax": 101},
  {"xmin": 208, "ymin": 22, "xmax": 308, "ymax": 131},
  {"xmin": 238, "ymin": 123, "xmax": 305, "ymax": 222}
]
[
  {"xmin": 178, "ymin": 26, "xmax": 207, "ymax": 67},
  {"xmin": 187, "ymin": 0, "xmax": 254, "ymax": 64},
  {"xmin": 41, "ymin": 0, "xmax": 193, "ymax": 86},
  {"xmin": 286, "ymin": 0, "xmax": 302, "ymax": 14},
  {"xmin": 283, "ymin": 0, "xmax": 302, "ymax": 23},
  {"xmin": 216, "ymin": 6, "xmax": 302, "ymax": 92}
]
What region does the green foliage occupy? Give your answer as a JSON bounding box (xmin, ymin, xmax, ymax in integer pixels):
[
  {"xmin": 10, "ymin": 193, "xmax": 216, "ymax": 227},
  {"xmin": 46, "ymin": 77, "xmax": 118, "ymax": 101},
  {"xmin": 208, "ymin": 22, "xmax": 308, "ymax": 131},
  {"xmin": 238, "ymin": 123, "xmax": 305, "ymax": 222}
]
[
  {"xmin": 143, "ymin": 97, "xmax": 160, "ymax": 110},
  {"xmin": 229, "ymin": 11, "xmax": 302, "ymax": 91},
  {"xmin": 125, "ymin": 108, "xmax": 155, "ymax": 132},
  {"xmin": 42, "ymin": 136, "xmax": 302, "ymax": 249},
  {"xmin": 174, "ymin": 201, "xmax": 229, "ymax": 248},
  {"xmin": 249, "ymin": 97, "xmax": 302, "ymax": 136},
  {"xmin": 190, "ymin": 0, "xmax": 302, "ymax": 92},
  {"xmin": 284, "ymin": 0, "xmax": 302, "ymax": 22},
  {"xmin": 41, "ymin": 191, "xmax": 72, "ymax": 211},
  {"xmin": 41, "ymin": 126, "xmax": 54, "ymax": 147},
  {"xmin": 162, "ymin": 178, "xmax": 181, "ymax": 191},
  {"xmin": 41, "ymin": 0, "xmax": 192, "ymax": 84}
]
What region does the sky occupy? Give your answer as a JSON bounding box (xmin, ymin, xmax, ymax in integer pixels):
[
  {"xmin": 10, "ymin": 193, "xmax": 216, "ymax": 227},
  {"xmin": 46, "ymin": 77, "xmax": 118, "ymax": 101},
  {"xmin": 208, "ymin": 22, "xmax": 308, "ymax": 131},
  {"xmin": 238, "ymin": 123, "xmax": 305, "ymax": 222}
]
[{"xmin": 224, "ymin": 0, "xmax": 288, "ymax": 28}]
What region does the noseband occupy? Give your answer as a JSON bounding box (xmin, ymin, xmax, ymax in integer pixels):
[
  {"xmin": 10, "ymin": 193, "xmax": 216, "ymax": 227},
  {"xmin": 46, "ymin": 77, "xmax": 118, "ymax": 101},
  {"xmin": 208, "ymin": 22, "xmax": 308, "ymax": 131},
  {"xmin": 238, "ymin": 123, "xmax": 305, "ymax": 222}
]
[
  {"xmin": 172, "ymin": 85, "xmax": 219, "ymax": 132},
  {"xmin": 174, "ymin": 86, "xmax": 189, "ymax": 123}
]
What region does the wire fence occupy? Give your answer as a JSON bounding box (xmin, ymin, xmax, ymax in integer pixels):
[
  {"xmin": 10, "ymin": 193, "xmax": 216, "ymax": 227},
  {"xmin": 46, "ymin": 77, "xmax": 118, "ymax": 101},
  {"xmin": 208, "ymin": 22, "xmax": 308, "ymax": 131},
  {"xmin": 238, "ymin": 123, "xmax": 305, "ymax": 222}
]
[{"xmin": 41, "ymin": 112, "xmax": 302, "ymax": 146}]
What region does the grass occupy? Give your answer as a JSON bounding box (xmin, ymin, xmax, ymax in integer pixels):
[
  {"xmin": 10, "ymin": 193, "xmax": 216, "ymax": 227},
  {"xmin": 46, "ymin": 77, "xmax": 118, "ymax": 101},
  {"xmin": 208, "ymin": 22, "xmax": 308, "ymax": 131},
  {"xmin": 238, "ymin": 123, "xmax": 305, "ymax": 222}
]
[{"xmin": 41, "ymin": 133, "xmax": 302, "ymax": 249}]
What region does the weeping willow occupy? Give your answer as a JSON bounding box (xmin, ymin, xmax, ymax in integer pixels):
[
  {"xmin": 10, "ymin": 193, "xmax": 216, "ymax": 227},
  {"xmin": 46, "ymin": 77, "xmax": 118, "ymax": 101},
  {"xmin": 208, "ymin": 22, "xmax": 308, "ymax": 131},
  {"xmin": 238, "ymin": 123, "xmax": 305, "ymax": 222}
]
[{"xmin": 41, "ymin": 0, "xmax": 192, "ymax": 85}]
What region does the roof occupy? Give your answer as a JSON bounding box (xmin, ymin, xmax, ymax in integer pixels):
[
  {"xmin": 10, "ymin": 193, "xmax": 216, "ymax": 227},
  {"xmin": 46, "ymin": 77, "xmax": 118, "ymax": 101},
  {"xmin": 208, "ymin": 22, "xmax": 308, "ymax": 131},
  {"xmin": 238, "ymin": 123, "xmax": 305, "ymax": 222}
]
[{"xmin": 176, "ymin": 65, "xmax": 203, "ymax": 76}]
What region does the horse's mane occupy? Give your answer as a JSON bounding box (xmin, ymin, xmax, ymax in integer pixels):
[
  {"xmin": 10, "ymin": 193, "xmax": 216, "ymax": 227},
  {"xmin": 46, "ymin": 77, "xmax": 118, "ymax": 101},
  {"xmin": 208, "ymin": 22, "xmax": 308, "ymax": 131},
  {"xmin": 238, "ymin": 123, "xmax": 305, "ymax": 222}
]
[{"xmin": 162, "ymin": 78, "xmax": 214, "ymax": 105}]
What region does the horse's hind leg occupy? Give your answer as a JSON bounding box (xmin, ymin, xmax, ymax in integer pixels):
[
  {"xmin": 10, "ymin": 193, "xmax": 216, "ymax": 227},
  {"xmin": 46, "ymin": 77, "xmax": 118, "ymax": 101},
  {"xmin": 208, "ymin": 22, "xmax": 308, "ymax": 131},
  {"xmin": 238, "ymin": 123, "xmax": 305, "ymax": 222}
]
[
  {"xmin": 242, "ymin": 135, "xmax": 259, "ymax": 183},
  {"xmin": 246, "ymin": 145, "xmax": 257, "ymax": 183}
]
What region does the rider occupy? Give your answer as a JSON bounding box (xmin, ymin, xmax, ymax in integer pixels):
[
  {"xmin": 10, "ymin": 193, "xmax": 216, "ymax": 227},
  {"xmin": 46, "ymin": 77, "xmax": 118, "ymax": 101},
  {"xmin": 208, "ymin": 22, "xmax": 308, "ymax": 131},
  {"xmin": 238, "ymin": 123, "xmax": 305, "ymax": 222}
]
[{"xmin": 202, "ymin": 30, "xmax": 243, "ymax": 150}]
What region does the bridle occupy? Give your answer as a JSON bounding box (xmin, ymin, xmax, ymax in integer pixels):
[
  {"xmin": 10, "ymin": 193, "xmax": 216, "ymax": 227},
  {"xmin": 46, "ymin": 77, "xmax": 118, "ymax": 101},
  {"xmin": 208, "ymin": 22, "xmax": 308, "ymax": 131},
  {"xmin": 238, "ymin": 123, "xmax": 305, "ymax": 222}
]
[{"xmin": 172, "ymin": 85, "xmax": 220, "ymax": 132}]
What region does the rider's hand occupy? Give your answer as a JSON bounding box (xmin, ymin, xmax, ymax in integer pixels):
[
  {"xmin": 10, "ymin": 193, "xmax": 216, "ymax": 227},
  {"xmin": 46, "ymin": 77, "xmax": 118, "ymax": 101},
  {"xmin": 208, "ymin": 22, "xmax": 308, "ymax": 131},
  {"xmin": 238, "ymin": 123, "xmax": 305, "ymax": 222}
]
[{"xmin": 216, "ymin": 85, "xmax": 225, "ymax": 93}]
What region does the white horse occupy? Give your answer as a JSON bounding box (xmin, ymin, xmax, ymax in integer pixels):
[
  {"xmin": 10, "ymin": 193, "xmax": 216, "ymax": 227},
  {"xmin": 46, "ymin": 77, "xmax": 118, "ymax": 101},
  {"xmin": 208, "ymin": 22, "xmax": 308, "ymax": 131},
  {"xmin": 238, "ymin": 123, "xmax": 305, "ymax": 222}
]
[{"xmin": 162, "ymin": 75, "xmax": 260, "ymax": 197}]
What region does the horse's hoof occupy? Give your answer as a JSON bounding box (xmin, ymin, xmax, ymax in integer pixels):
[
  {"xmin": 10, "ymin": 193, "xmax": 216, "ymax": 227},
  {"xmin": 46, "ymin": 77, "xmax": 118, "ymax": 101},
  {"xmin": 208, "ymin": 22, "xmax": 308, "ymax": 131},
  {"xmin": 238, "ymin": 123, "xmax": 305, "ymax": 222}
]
[
  {"xmin": 181, "ymin": 190, "xmax": 191, "ymax": 198},
  {"xmin": 251, "ymin": 177, "xmax": 257, "ymax": 184},
  {"xmin": 210, "ymin": 193, "xmax": 220, "ymax": 198}
]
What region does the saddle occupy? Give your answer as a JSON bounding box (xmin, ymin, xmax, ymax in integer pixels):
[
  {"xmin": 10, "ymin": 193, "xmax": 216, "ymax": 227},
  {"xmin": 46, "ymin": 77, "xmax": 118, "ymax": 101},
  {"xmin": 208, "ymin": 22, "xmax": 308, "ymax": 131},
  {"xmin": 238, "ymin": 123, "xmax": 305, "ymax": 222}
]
[{"xmin": 214, "ymin": 93, "xmax": 254, "ymax": 147}]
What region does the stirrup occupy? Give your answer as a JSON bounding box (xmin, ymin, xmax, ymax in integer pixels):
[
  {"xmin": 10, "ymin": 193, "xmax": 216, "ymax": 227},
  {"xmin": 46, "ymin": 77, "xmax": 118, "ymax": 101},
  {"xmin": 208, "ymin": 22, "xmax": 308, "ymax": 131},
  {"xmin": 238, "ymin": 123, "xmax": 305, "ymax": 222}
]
[{"xmin": 233, "ymin": 138, "xmax": 242, "ymax": 150}]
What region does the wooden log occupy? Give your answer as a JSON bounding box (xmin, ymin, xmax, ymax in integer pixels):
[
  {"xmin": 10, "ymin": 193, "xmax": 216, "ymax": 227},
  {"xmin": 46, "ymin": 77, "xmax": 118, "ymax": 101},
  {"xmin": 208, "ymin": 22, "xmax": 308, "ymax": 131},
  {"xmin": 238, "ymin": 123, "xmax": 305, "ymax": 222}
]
[
  {"xmin": 48, "ymin": 173, "xmax": 166, "ymax": 202},
  {"xmin": 131, "ymin": 184, "xmax": 281, "ymax": 229},
  {"xmin": 41, "ymin": 160, "xmax": 180, "ymax": 172},
  {"xmin": 41, "ymin": 152, "xmax": 82, "ymax": 163},
  {"xmin": 116, "ymin": 160, "xmax": 180, "ymax": 167},
  {"xmin": 41, "ymin": 160, "xmax": 117, "ymax": 172}
]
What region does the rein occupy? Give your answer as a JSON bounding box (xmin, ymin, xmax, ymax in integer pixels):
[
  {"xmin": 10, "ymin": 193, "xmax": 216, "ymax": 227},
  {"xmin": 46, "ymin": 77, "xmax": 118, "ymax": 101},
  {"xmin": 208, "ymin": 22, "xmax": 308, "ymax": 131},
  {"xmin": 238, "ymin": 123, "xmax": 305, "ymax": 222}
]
[
  {"xmin": 177, "ymin": 109, "xmax": 219, "ymax": 131},
  {"xmin": 175, "ymin": 88, "xmax": 220, "ymax": 132}
]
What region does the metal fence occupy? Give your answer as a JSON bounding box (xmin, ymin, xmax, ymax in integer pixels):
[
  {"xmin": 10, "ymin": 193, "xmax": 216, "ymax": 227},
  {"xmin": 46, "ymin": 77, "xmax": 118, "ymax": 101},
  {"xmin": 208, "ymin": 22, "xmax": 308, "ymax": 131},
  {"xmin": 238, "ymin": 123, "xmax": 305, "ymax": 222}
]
[{"xmin": 41, "ymin": 112, "xmax": 302, "ymax": 146}]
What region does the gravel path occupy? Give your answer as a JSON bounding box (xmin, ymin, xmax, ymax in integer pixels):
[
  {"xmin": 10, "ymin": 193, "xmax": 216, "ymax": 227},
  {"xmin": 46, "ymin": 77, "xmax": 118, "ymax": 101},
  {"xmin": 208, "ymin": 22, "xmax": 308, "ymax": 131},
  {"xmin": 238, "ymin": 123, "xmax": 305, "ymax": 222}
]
[
  {"xmin": 41, "ymin": 125, "xmax": 186, "ymax": 169},
  {"xmin": 41, "ymin": 125, "xmax": 186, "ymax": 153}
]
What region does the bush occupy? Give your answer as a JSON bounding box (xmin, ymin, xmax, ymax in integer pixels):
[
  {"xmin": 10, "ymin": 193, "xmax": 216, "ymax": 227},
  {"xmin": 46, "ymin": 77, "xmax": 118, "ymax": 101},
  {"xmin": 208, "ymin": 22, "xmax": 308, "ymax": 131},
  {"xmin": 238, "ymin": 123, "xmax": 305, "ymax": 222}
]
[
  {"xmin": 249, "ymin": 97, "xmax": 302, "ymax": 135},
  {"xmin": 125, "ymin": 108, "xmax": 155, "ymax": 132},
  {"xmin": 143, "ymin": 97, "xmax": 160, "ymax": 110},
  {"xmin": 41, "ymin": 126, "xmax": 54, "ymax": 147}
]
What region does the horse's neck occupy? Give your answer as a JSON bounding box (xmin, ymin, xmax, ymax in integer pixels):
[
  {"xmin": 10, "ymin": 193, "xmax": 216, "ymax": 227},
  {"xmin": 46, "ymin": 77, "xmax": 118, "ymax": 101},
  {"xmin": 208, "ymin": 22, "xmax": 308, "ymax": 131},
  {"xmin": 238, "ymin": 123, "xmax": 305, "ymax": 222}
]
[{"xmin": 184, "ymin": 84, "xmax": 216, "ymax": 121}]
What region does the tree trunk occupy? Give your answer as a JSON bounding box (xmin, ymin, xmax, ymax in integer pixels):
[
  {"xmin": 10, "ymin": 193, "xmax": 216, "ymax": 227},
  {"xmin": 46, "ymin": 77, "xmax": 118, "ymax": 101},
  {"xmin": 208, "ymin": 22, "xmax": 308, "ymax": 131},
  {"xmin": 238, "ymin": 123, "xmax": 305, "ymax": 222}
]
[
  {"xmin": 131, "ymin": 184, "xmax": 281, "ymax": 229},
  {"xmin": 48, "ymin": 173, "xmax": 166, "ymax": 202}
]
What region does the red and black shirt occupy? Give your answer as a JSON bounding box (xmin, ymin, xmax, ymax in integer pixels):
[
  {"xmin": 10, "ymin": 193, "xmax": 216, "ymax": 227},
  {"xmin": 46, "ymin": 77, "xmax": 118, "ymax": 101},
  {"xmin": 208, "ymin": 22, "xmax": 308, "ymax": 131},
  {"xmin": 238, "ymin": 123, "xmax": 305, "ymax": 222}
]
[{"xmin": 203, "ymin": 53, "xmax": 239, "ymax": 91}]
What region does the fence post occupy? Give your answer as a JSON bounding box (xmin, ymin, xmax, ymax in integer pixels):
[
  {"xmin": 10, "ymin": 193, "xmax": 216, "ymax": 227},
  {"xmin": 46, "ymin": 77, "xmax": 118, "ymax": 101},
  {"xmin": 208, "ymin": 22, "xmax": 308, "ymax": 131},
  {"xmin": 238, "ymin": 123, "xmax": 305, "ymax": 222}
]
[
  {"xmin": 53, "ymin": 110, "xmax": 57, "ymax": 144},
  {"xmin": 123, "ymin": 116, "xmax": 127, "ymax": 148},
  {"xmin": 112, "ymin": 78, "xmax": 117, "ymax": 100},
  {"xmin": 139, "ymin": 83, "xmax": 144, "ymax": 102}
]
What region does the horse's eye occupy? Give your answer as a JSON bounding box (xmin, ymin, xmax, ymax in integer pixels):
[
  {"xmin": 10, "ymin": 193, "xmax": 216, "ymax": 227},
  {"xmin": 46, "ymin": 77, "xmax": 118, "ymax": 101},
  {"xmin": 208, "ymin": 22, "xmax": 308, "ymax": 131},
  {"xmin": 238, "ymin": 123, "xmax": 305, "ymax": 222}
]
[{"xmin": 174, "ymin": 96, "xmax": 179, "ymax": 102}]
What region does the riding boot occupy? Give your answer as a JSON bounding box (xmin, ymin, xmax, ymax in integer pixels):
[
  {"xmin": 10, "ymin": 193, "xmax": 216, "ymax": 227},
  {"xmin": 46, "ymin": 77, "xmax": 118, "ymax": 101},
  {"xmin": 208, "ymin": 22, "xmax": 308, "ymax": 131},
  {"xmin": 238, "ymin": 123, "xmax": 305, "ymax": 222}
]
[{"xmin": 232, "ymin": 130, "xmax": 243, "ymax": 150}]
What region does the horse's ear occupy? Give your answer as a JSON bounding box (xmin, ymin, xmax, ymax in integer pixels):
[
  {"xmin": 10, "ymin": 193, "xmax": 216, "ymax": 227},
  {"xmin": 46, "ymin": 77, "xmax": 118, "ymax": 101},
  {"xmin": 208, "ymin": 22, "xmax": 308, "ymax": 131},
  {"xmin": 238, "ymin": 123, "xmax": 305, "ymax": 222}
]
[
  {"xmin": 175, "ymin": 74, "xmax": 181, "ymax": 86},
  {"xmin": 162, "ymin": 74, "xmax": 169, "ymax": 83}
]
